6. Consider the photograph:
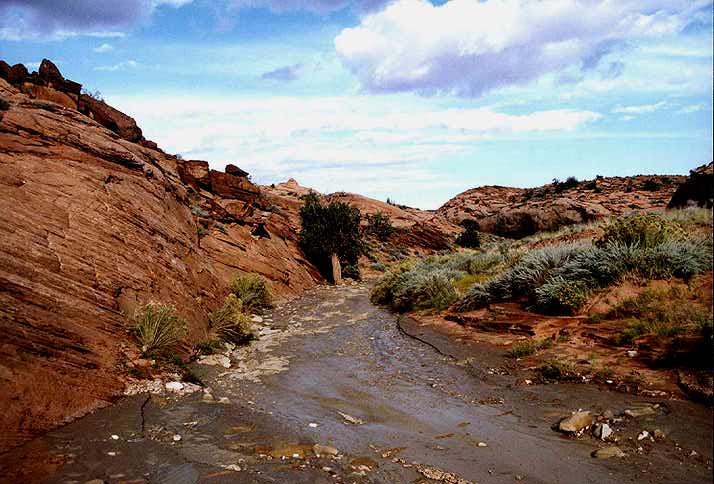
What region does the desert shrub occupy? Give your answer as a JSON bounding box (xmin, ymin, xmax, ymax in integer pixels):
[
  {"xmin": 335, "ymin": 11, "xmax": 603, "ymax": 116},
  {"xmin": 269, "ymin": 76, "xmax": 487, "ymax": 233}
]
[
  {"xmin": 208, "ymin": 294, "xmax": 253, "ymax": 345},
  {"xmin": 370, "ymin": 260, "xmax": 415, "ymax": 307},
  {"xmin": 507, "ymin": 338, "xmax": 553, "ymax": 358},
  {"xmin": 0, "ymin": 98, "xmax": 9, "ymax": 111},
  {"xmin": 596, "ymin": 212, "xmax": 686, "ymax": 248},
  {"xmin": 642, "ymin": 179, "xmax": 661, "ymax": 191},
  {"xmin": 538, "ymin": 358, "xmax": 579, "ymax": 381},
  {"xmin": 196, "ymin": 339, "xmax": 225, "ymax": 355},
  {"xmin": 552, "ymin": 176, "xmax": 579, "ymax": 192},
  {"xmin": 661, "ymin": 207, "xmax": 713, "ymax": 230},
  {"xmin": 229, "ymin": 273, "xmax": 273, "ymax": 310},
  {"xmin": 455, "ymin": 219, "xmax": 481, "ymax": 248},
  {"xmin": 390, "ymin": 268, "xmax": 462, "ymax": 311},
  {"xmin": 365, "ymin": 211, "xmax": 394, "ymax": 241},
  {"xmin": 130, "ymin": 303, "xmax": 187, "ymax": 353},
  {"xmin": 535, "ymin": 276, "xmax": 590, "ymax": 315},
  {"xmin": 371, "ymin": 261, "xmax": 386, "ymax": 271},
  {"xmin": 608, "ymin": 288, "xmax": 713, "ymax": 345},
  {"xmin": 299, "ymin": 193, "xmax": 363, "ymax": 280}
]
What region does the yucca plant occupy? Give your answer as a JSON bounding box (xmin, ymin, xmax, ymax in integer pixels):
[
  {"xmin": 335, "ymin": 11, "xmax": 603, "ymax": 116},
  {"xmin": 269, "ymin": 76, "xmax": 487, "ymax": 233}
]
[
  {"xmin": 130, "ymin": 303, "xmax": 187, "ymax": 353},
  {"xmin": 208, "ymin": 294, "xmax": 253, "ymax": 345}
]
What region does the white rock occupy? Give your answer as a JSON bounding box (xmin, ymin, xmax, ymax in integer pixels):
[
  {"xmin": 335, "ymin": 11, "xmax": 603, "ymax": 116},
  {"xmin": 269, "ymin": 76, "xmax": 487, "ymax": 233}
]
[
  {"xmin": 224, "ymin": 464, "xmax": 242, "ymax": 472},
  {"xmin": 173, "ymin": 434, "xmax": 182, "ymax": 442},
  {"xmin": 478, "ymin": 442, "xmax": 488, "ymax": 447},
  {"xmin": 110, "ymin": 434, "xmax": 119, "ymax": 440},
  {"xmin": 251, "ymin": 315, "xmax": 264, "ymax": 323},
  {"xmin": 637, "ymin": 430, "xmax": 650, "ymax": 441},
  {"xmin": 627, "ymin": 350, "xmax": 638, "ymax": 358},
  {"xmin": 165, "ymin": 381, "xmax": 185, "ymax": 392},
  {"xmin": 198, "ymin": 354, "xmax": 231, "ymax": 368},
  {"xmin": 308, "ymin": 422, "xmax": 318, "ymax": 428},
  {"xmin": 600, "ymin": 423, "xmax": 613, "ymax": 441}
]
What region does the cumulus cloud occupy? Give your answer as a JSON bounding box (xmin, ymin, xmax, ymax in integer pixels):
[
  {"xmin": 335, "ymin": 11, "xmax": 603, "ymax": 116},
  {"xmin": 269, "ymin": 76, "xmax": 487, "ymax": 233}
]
[
  {"xmin": 0, "ymin": 0, "xmax": 192, "ymax": 40},
  {"xmin": 108, "ymin": 93, "xmax": 600, "ymax": 207},
  {"xmin": 261, "ymin": 63, "xmax": 304, "ymax": 81},
  {"xmin": 227, "ymin": 0, "xmax": 391, "ymax": 14},
  {"xmin": 93, "ymin": 43, "xmax": 114, "ymax": 53},
  {"xmin": 612, "ymin": 101, "xmax": 670, "ymax": 114},
  {"xmin": 335, "ymin": 0, "xmax": 709, "ymax": 97}
]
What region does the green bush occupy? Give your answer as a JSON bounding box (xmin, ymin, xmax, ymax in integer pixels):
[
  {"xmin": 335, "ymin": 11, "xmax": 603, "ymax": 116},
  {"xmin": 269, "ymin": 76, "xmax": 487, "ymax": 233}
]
[
  {"xmin": 299, "ymin": 193, "xmax": 364, "ymax": 280},
  {"xmin": 370, "ymin": 260, "xmax": 415, "ymax": 307},
  {"xmin": 596, "ymin": 212, "xmax": 686, "ymax": 248},
  {"xmin": 552, "ymin": 176, "xmax": 579, "ymax": 192},
  {"xmin": 455, "ymin": 219, "xmax": 481, "ymax": 248},
  {"xmin": 365, "ymin": 211, "xmax": 395, "ymax": 240},
  {"xmin": 229, "ymin": 273, "xmax": 273, "ymax": 310},
  {"xmin": 507, "ymin": 338, "xmax": 553, "ymax": 358},
  {"xmin": 534, "ymin": 276, "xmax": 590, "ymax": 315},
  {"xmin": 130, "ymin": 303, "xmax": 188, "ymax": 353},
  {"xmin": 642, "ymin": 179, "xmax": 661, "ymax": 191},
  {"xmin": 208, "ymin": 294, "xmax": 253, "ymax": 345}
]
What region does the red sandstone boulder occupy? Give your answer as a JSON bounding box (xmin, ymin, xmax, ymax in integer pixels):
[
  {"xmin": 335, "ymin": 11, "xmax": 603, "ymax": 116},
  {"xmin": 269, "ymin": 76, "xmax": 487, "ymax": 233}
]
[
  {"xmin": 209, "ymin": 170, "xmax": 260, "ymax": 200},
  {"xmin": 79, "ymin": 94, "xmax": 144, "ymax": 142},
  {"xmin": 225, "ymin": 164, "xmax": 249, "ymax": 177}
]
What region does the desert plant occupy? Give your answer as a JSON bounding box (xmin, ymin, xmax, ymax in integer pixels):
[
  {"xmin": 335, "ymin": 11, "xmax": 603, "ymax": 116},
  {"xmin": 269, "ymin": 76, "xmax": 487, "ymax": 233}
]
[
  {"xmin": 552, "ymin": 176, "xmax": 579, "ymax": 192},
  {"xmin": 208, "ymin": 294, "xmax": 253, "ymax": 345},
  {"xmin": 642, "ymin": 179, "xmax": 661, "ymax": 191},
  {"xmin": 534, "ymin": 276, "xmax": 590, "ymax": 315},
  {"xmin": 0, "ymin": 98, "xmax": 9, "ymax": 111},
  {"xmin": 299, "ymin": 192, "xmax": 364, "ymax": 280},
  {"xmin": 229, "ymin": 273, "xmax": 273, "ymax": 310},
  {"xmin": 507, "ymin": 338, "xmax": 553, "ymax": 358},
  {"xmin": 130, "ymin": 303, "xmax": 187, "ymax": 353},
  {"xmin": 455, "ymin": 219, "xmax": 481, "ymax": 248},
  {"xmin": 365, "ymin": 211, "xmax": 395, "ymax": 240},
  {"xmin": 370, "ymin": 260, "xmax": 415, "ymax": 306},
  {"xmin": 596, "ymin": 212, "xmax": 686, "ymax": 248}
]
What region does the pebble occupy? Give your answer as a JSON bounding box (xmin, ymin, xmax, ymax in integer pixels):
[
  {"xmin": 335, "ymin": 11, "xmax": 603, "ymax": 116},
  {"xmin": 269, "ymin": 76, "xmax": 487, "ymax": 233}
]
[
  {"xmin": 107, "ymin": 451, "xmax": 117, "ymax": 456},
  {"xmin": 637, "ymin": 430, "xmax": 650, "ymax": 441},
  {"xmin": 558, "ymin": 411, "xmax": 593, "ymax": 433},
  {"xmin": 224, "ymin": 464, "xmax": 242, "ymax": 471},
  {"xmin": 313, "ymin": 444, "xmax": 339, "ymax": 457},
  {"xmin": 110, "ymin": 434, "xmax": 119, "ymax": 440},
  {"xmin": 594, "ymin": 423, "xmax": 613, "ymax": 441},
  {"xmin": 251, "ymin": 315, "xmax": 264, "ymax": 323},
  {"xmin": 625, "ymin": 405, "xmax": 657, "ymax": 418},
  {"xmin": 592, "ymin": 446, "xmax": 625, "ymax": 459},
  {"xmin": 308, "ymin": 422, "xmax": 318, "ymax": 428},
  {"xmin": 198, "ymin": 354, "xmax": 231, "ymax": 368},
  {"xmin": 653, "ymin": 429, "xmax": 666, "ymax": 441},
  {"xmin": 165, "ymin": 381, "xmax": 184, "ymax": 392},
  {"xmin": 477, "ymin": 442, "xmax": 487, "ymax": 447},
  {"xmin": 627, "ymin": 350, "xmax": 638, "ymax": 358},
  {"xmin": 173, "ymin": 434, "xmax": 182, "ymax": 442}
]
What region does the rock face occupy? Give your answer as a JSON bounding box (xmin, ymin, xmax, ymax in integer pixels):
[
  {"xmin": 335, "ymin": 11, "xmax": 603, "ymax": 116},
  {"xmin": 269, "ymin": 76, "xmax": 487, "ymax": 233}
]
[
  {"xmin": 439, "ymin": 174, "xmax": 686, "ymax": 238},
  {"xmin": 668, "ymin": 162, "xmax": 714, "ymax": 209},
  {"xmin": 0, "ymin": 72, "xmax": 323, "ymax": 452}
]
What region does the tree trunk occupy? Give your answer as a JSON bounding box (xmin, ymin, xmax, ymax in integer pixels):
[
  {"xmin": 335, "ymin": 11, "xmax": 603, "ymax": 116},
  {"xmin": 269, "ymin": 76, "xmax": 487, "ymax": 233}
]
[{"xmin": 330, "ymin": 253, "xmax": 342, "ymax": 285}]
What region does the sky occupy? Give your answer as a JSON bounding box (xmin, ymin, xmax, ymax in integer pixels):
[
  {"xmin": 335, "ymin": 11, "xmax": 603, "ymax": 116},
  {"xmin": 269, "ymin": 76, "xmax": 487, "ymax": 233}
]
[{"xmin": 0, "ymin": 0, "xmax": 712, "ymax": 209}]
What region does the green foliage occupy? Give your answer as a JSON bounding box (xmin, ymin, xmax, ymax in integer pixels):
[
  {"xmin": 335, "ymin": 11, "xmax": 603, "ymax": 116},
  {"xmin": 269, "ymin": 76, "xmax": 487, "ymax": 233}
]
[
  {"xmin": 455, "ymin": 219, "xmax": 481, "ymax": 248},
  {"xmin": 507, "ymin": 338, "xmax": 553, "ymax": 358},
  {"xmin": 229, "ymin": 273, "xmax": 273, "ymax": 310},
  {"xmin": 365, "ymin": 211, "xmax": 395, "ymax": 241},
  {"xmin": 299, "ymin": 192, "xmax": 364, "ymax": 280},
  {"xmin": 596, "ymin": 212, "xmax": 686, "ymax": 248},
  {"xmin": 196, "ymin": 339, "xmax": 225, "ymax": 355},
  {"xmin": 130, "ymin": 303, "xmax": 187, "ymax": 353},
  {"xmin": 208, "ymin": 294, "xmax": 254, "ymax": 345},
  {"xmin": 538, "ymin": 359, "xmax": 579, "ymax": 381},
  {"xmin": 552, "ymin": 176, "xmax": 579, "ymax": 192},
  {"xmin": 642, "ymin": 179, "xmax": 661, "ymax": 191},
  {"xmin": 608, "ymin": 287, "xmax": 713, "ymax": 345},
  {"xmin": 535, "ymin": 277, "xmax": 590, "ymax": 315},
  {"xmin": 371, "ymin": 251, "xmax": 505, "ymax": 312}
]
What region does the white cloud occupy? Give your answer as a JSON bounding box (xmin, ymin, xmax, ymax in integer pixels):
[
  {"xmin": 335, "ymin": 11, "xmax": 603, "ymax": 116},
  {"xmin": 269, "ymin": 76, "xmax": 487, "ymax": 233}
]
[
  {"xmin": 677, "ymin": 104, "xmax": 710, "ymax": 114},
  {"xmin": 612, "ymin": 101, "xmax": 670, "ymax": 114},
  {"xmin": 108, "ymin": 93, "xmax": 599, "ymax": 207},
  {"xmin": 93, "ymin": 43, "xmax": 114, "ymax": 53},
  {"xmin": 94, "ymin": 60, "xmax": 140, "ymax": 71},
  {"xmin": 335, "ymin": 0, "xmax": 709, "ymax": 97}
]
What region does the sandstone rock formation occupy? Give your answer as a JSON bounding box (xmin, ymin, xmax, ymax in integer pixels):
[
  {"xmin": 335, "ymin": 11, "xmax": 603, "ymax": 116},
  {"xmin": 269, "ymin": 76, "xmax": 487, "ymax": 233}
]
[
  {"xmin": 0, "ymin": 65, "xmax": 322, "ymax": 452},
  {"xmin": 0, "ymin": 60, "xmax": 460, "ymax": 451},
  {"xmin": 439, "ymin": 174, "xmax": 686, "ymax": 238}
]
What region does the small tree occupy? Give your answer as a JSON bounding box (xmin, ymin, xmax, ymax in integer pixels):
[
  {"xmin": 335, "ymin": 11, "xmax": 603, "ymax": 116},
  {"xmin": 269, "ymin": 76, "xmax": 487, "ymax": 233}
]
[
  {"xmin": 299, "ymin": 193, "xmax": 364, "ymax": 281},
  {"xmin": 455, "ymin": 219, "xmax": 481, "ymax": 248},
  {"xmin": 366, "ymin": 211, "xmax": 394, "ymax": 241}
]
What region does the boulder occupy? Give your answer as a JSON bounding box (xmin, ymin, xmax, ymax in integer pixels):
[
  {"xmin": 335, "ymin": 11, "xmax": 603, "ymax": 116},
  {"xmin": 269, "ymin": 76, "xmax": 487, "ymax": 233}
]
[
  {"xmin": 592, "ymin": 446, "xmax": 625, "ymax": 459},
  {"xmin": 79, "ymin": 94, "xmax": 144, "ymax": 142},
  {"xmin": 8, "ymin": 63, "xmax": 28, "ymax": 85},
  {"xmin": 178, "ymin": 160, "xmax": 211, "ymax": 190},
  {"xmin": 668, "ymin": 162, "xmax": 714, "ymax": 209},
  {"xmin": 558, "ymin": 411, "xmax": 593, "ymax": 433},
  {"xmin": 209, "ymin": 170, "xmax": 260, "ymax": 200},
  {"xmin": 38, "ymin": 59, "xmax": 64, "ymax": 86},
  {"xmin": 20, "ymin": 83, "xmax": 77, "ymax": 110},
  {"xmin": 225, "ymin": 164, "xmax": 249, "ymax": 177},
  {"xmin": 0, "ymin": 60, "xmax": 10, "ymax": 82}
]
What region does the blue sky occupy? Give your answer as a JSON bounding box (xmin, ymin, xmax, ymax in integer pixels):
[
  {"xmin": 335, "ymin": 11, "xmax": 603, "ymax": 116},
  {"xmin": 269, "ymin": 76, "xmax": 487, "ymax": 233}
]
[{"xmin": 1, "ymin": 0, "xmax": 712, "ymax": 209}]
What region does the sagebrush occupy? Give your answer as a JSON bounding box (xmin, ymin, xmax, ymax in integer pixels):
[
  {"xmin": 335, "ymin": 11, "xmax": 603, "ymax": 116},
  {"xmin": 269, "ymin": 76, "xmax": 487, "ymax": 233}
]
[
  {"xmin": 130, "ymin": 303, "xmax": 187, "ymax": 353},
  {"xmin": 230, "ymin": 273, "xmax": 273, "ymax": 310}
]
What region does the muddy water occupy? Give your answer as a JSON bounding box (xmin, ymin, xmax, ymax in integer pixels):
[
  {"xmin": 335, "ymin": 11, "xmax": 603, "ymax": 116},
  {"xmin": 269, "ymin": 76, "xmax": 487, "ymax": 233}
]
[{"xmin": 1, "ymin": 283, "xmax": 712, "ymax": 483}]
